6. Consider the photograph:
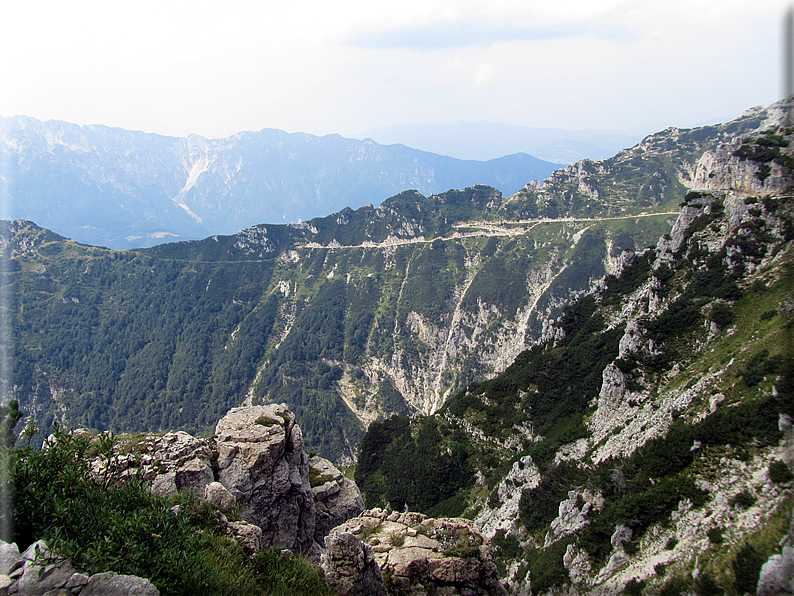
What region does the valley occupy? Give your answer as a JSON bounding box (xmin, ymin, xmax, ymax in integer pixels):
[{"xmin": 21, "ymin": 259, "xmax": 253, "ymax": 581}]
[{"xmin": 0, "ymin": 97, "xmax": 791, "ymax": 595}]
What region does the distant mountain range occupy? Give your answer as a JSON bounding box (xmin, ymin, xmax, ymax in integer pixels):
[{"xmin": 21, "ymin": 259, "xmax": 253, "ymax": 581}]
[
  {"xmin": 359, "ymin": 122, "xmax": 643, "ymax": 163},
  {"xmin": 5, "ymin": 99, "xmax": 787, "ymax": 463},
  {"xmin": 0, "ymin": 116, "xmax": 560, "ymax": 249}
]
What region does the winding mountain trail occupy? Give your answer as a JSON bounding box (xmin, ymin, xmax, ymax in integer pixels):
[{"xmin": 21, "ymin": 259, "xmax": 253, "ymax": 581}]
[{"xmin": 298, "ymin": 211, "xmax": 678, "ymax": 251}]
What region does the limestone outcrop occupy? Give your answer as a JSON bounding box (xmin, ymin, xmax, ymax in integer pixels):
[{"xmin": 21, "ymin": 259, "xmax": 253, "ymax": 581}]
[
  {"xmin": 322, "ymin": 509, "xmax": 507, "ymax": 596},
  {"xmin": 758, "ymin": 510, "xmax": 794, "ymax": 596},
  {"xmin": 310, "ymin": 455, "xmax": 365, "ymax": 545},
  {"xmin": 322, "ymin": 531, "xmax": 388, "ymax": 596},
  {"xmin": 0, "ymin": 539, "xmax": 159, "ymax": 595},
  {"xmin": 90, "ymin": 430, "xmax": 214, "ymax": 497},
  {"xmin": 91, "ymin": 404, "xmax": 362, "ymax": 557},
  {"xmin": 214, "ymin": 404, "xmax": 316, "ymax": 554}
]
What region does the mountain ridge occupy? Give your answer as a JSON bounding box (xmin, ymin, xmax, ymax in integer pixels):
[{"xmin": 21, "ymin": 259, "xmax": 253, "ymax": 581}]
[
  {"xmin": 2, "ymin": 99, "xmax": 791, "ymax": 467},
  {"xmin": 0, "ymin": 115, "xmax": 559, "ymax": 249},
  {"xmin": 354, "ymin": 101, "xmax": 794, "ymax": 594}
]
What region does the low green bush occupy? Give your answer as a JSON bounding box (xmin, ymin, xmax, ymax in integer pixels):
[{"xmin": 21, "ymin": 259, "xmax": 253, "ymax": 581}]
[
  {"xmin": 707, "ymin": 528, "xmax": 724, "ymax": 544},
  {"xmin": 733, "ymin": 544, "xmax": 764, "ymax": 594},
  {"xmin": 769, "ymin": 460, "xmax": 794, "ymax": 483},
  {"xmin": 729, "ymin": 490, "xmax": 757, "ymax": 510},
  {"xmin": 624, "ymin": 578, "xmax": 645, "ymax": 596},
  {"xmin": 5, "ymin": 427, "xmax": 332, "ymax": 596},
  {"xmin": 659, "ymin": 577, "xmax": 689, "ymax": 596},
  {"xmin": 492, "ymin": 529, "xmax": 522, "ymax": 559},
  {"xmin": 695, "ymin": 572, "xmax": 724, "ymax": 596}
]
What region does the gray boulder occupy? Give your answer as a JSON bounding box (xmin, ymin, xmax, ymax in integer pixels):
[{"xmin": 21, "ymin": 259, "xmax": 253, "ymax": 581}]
[
  {"xmin": 16, "ymin": 540, "xmax": 77, "ymax": 596},
  {"xmin": 81, "ymin": 571, "xmax": 160, "ymax": 595},
  {"xmin": 325, "ymin": 509, "xmax": 508, "ymax": 596},
  {"xmin": 215, "ymin": 404, "xmax": 316, "ymax": 554},
  {"xmin": 322, "ymin": 531, "xmax": 388, "ymax": 596},
  {"xmin": 0, "ymin": 539, "xmax": 159, "ymax": 595},
  {"xmin": 758, "ymin": 512, "xmax": 794, "ymax": 596},
  {"xmin": 310, "ymin": 455, "xmax": 365, "ymax": 544},
  {"xmin": 0, "ymin": 542, "xmax": 20, "ymax": 576}
]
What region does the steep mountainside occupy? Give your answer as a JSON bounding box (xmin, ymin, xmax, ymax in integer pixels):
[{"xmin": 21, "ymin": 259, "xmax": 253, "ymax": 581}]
[
  {"xmin": 1, "ymin": 100, "xmax": 789, "ymax": 466},
  {"xmin": 0, "ymin": 116, "xmax": 558, "ymax": 249},
  {"xmin": 355, "ymin": 103, "xmax": 794, "ymax": 594}
]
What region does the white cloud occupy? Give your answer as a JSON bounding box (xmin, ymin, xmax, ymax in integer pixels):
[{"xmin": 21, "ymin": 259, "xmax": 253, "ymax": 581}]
[
  {"xmin": 0, "ymin": 0, "xmax": 790, "ymax": 139},
  {"xmin": 473, "ymin": 63, "xmax": 494, "ymax": 87}
]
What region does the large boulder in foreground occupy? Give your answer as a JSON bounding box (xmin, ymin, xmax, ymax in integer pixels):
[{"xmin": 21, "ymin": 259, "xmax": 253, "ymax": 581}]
[
  {"xmin": 0, "ymin": 539, "xmax": 159, "ymax": 596},
  {"xmin": 310, "ymin": 455, "xmax": 365, "ymax": 544},
  {"xmin": 322, "ymin": 531, "xmax": 388, "ymax": 596},
  {"xmin": 215, "ymin": 404, "xmax": 316, "ymax": 555},
  {"xmin": 322, "ymin": 509, "xmax": 507, "ymax": 596}
]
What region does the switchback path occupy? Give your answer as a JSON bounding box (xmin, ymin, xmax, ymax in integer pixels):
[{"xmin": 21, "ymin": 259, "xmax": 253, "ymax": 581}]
[{"xmin": 299, "ymin": 211, "xmax": 679, "ymax": 250}]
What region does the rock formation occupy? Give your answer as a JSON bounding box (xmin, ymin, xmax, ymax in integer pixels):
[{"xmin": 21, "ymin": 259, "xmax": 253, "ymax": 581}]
[
  {"xmin": 322, "ymin": 508, "xmax": 507, "ymax": 596},
  {"xmin": 310, "ymin": 455, "xmax": 366, "ymax": 545},
  {"xmin": 91, "ymin": 404, "xmax": 363, "ymax": 556},
  {"xmin": 214, "ymin": 404, "xmax": 316, "ymax": 554},
  {"xmin": 0, "ymin": 539, "xmax": 159, "ymax": 595}
]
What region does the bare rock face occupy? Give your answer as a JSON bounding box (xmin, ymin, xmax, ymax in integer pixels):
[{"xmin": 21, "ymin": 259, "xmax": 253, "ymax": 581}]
[
  {"xmin": 310, "ymin": 455, "xmax": 365, "ymax": 544},
  {"xmin": 322, "ymin": 531, "xmax": 388, "ymax": 596},
  {"xmin": 324, "ymin": 509, "xmax": 507, "ymax": 596},
  {"xmin": 0, "ymin": 539, "xmax": 159, "ymax": 596},
  {"xmin": 93, "ymin": 430, "xmax": 214, "ymax": 498},
  {"xmin": 758, "ymin": 511, "xmax": 794, "ymax": 596},
  {"xmin": 214, "ymin": 405, "xmax": 316, "ymax": 554}
]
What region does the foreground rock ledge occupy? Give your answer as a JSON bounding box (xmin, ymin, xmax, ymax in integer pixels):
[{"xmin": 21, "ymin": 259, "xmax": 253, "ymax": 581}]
[
  {"xmin": 91, "ymin": 404, "xmax": 363, "ymax": 556},
  {"xmin": 0, "ymin": 539, "xmax": 159, "ymax": 596},
  {"xmin": 322, "ymin": 508, "xmax": 508, "ymax": 596}
]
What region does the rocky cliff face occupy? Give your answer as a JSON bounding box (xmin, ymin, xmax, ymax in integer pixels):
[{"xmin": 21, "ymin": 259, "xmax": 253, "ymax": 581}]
[
  {"xmin": 89, "ymin": 404, "xmax": 362, "ymax": 556},
  {"xmin": 3, "ymin": 100, "xmax": 790, "ymax": 466},
  {"xmin": 354, "ymin": 98, "xmax": 794, "ymax": 594}
]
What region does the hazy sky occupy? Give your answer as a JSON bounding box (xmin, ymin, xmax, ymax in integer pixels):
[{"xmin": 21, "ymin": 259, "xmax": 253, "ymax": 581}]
[{"xmin": 1, "ymin": 0, "xmax": 791, "ymax": 140}]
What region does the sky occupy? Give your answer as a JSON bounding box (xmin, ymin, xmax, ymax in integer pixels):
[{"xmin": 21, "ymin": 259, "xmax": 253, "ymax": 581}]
[{"xmin": 1, "ymin": 0, "xmax": 792, "ymax": 142}]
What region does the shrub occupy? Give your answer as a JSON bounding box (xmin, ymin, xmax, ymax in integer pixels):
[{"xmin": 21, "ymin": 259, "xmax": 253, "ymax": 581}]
[
  {"xmin": 660, "ymin": 577, "xmax": 690, "ymax": 596},
  {"xmin": 729, "ymin": 490, "xmax": 756, "ymax": 510},
  {"xmin": 624, "ymin": 578, "xmax": 646, "ymax": 596},
  {"xmin": 769, "ymin": 460, "xmax": 794, "ymax": 483},
  {"xmin": 741, "ymin": 349, "xmax": 785, "ymax": 387},
  {"xmin": 733, "ymin": 544, "xmax": 764, "ymax": 594},
  {"xmin": 710, "ymin": 303, "xmax": 735, "ymax": 329},
  {"xmin": 695, "ymin": 572, "xmax": 724, "ymax": 596},
  {"xmin": 707, "ymin": 528, "xmax": 724, "ymax": 544},
  {"xmin": 526, "ymin": 538, "xmax": 572, "ymax": 594},
  {"xmin": 666, "ymin": 537, "xmax": 679, "ymax": 550},
  {"xmin": 6, "ymin": 428, "xmax": 333, "ymax": 596},
  {"xmin": 492, "ymin": 529, "xmax": 522, "ymax": 559}
]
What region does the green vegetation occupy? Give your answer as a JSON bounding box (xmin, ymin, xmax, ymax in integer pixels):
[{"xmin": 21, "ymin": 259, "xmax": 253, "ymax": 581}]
[
  {"xmin": 729, "ymin": 490, "xmax": 757, "ymax": 510},
  {"xmin": 5, "ymin": 423, "xmax": 332, "ymax": 596},
  {"xmin": 769, "ymin": 460, "xmax": 794, "ymax": 483},
  {"xmin": 707, "ymin": 528, "xmax": 724, "ymax": 544},
  {"xmin": 354, "ymin": 416, "xmax": 472, "ymax": 516},
  {"xmin": 732, "ymin": 544, "xmax": 764, "ymax": 594},
  {"xmin": 492, "ymin": 529, "xmax": 522, "ymax": 559},
  {"xmin": 353, "ymin": 171, "xmax": 794, "ymax": 593}
]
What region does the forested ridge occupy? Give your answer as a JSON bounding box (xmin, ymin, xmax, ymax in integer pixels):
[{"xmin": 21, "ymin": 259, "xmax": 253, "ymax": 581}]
[
  {"xmin": 0, "ymin": 103, "xmax": 780, "ymax": 463},
  {"xmin": 353, "ymin": 115, "xmax": 794, "ymax": 594}
]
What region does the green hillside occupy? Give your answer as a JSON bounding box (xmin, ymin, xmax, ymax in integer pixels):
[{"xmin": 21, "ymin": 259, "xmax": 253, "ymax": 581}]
[
  {"xmin": 0, "ymin": 102, "xmax": 784, "ymax": 464},
  {"xmin": 354, "ymin": 117, "xmax": 794, "ymax": 593}
]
